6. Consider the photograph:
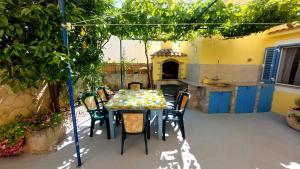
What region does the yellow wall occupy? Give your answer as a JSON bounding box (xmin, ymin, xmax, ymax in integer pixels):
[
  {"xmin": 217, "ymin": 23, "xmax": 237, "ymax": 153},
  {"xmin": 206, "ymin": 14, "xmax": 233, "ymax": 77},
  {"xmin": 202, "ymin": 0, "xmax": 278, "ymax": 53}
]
[
  {"xmin": 179, "ymin": 40, "xmax": 201, "ymax": 64},
  {"xmin": 198, "ymin": 34, "xmax": 269, "ymax": 64},
  {"xmin": 272, "ymin": 90, "xmax": 300, "ymax": 115},
  {"xmin": 197, "ymin": 32, "xmax": 300, "ymax": 65}
]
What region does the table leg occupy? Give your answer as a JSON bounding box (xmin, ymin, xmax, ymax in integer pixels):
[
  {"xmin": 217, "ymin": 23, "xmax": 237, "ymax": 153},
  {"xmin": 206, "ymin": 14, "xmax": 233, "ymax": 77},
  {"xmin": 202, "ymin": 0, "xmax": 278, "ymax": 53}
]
[
  {"xmin": 108, "ymin": 110, "xmax": 115, "ymax": 139},
  {"xmin": 157, "ymin": 110, "xmax": 163, "ymax": 140}
]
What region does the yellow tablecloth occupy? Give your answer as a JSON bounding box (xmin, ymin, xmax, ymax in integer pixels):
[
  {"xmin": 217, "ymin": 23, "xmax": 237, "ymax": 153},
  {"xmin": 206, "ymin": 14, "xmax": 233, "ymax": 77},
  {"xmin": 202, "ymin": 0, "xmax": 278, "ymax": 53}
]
[{"xmin": 105, "ymin": 89, "xmax": 167, "ymax": 110}]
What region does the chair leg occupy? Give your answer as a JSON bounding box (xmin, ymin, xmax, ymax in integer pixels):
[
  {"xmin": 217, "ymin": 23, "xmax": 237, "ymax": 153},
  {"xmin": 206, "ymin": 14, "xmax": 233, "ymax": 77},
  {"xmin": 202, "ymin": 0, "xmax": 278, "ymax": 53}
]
[
  {"xmin": 121, "ymin": 131, "xmax": 125, "ymax": 155},
  {"xmin": 90, "ymin": 119, "xmax": 95, "ymax": 137},
  {"xmin": 105, "ymin": 117, "xmax": 111, "ymax": 139},
  {"xmin": 146, "ymin": 111, "xmax": 151, "ymax": 139},
  {"xmin": 144, "ymin": 131, "xmax": 148, "ymax": 155},
  {"xmin": 115, "ymin": 111, "xmax": 120, "ymax": 126},
  {"xmin": 99, "ymin": 120, "xmax": 104, "ymax": 126},
  {"xmin": 179, "ymin": 118, "xmax": 185, "ymax": 140},
  {"xmin": 162, "ymin": 119, "xmax": 166, "ymax": 141},
  {"xmin": 147, "ymin": 119, "xmax": 150, "ymax": 139}
]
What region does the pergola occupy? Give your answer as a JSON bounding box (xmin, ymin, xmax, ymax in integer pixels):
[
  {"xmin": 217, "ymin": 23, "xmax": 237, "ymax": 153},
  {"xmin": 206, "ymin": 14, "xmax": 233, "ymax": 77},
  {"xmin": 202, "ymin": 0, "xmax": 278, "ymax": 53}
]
[{"xmin": 56, "ymin": 0, "xmax": 235, "ymax": 167}]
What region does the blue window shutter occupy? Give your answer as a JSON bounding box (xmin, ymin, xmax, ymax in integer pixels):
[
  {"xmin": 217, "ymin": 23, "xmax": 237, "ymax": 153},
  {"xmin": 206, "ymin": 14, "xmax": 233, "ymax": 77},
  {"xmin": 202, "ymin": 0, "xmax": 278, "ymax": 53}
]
[
  {"xmin": 270, "ymin": 47, "xmax": 281, "ymax": 83},
  {"xmin": 261, "ymin": 47, "xmax": 280, "ymax": 84}
]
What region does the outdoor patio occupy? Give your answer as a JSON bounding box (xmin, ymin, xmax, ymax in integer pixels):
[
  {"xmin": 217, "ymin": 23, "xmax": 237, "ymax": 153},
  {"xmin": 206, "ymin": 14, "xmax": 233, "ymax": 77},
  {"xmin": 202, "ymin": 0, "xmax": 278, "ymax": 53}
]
[{"xmin": 1, "ymin": 107, "xmax": 299, "ymax": 169}]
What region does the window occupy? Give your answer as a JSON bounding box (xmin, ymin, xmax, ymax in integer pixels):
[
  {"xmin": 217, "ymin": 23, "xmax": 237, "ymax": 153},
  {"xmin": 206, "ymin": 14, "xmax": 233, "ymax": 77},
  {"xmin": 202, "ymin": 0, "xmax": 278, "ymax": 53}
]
[{"xmin": 277, "ymin": 46, "xmax": 300, "ymax": 86}]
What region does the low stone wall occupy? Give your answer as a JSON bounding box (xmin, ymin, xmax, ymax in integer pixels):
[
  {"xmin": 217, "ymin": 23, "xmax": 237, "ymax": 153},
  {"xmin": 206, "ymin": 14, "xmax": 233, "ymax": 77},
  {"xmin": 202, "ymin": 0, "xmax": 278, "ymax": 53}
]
[
  {"xmin": 25, "ymin": 123, "xmax": 66, "ymax": 154},
  {"xmin": 103, "ymin": 73, "xmax": 148, "ymax": 90},
  {"xmin": 0, "ymin": 83, "xmax": 51, "ymax": 126}
]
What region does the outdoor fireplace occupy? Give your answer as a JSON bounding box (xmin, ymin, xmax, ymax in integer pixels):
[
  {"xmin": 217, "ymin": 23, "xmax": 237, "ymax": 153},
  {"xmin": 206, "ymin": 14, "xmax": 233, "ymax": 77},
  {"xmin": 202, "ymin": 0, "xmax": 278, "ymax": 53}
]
[
  {"xmin": 151, "ymin": 48, "xmax": 188, "ymax": 89},
  {"xmin": 162, "ymin": 61, "xmax": 179, "ymax": 79}
]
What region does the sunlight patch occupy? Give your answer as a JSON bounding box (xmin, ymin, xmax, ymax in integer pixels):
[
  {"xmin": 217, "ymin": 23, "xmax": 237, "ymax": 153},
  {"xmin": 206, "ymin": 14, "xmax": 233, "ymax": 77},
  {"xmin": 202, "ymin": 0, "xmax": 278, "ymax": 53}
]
[
  {"xmin": 160, "ymin": 149, "xmax": 178, "ymax": 161},
  {"xmin": 281, "ymin": 162, "xmax": 300, "ymax": 169}
]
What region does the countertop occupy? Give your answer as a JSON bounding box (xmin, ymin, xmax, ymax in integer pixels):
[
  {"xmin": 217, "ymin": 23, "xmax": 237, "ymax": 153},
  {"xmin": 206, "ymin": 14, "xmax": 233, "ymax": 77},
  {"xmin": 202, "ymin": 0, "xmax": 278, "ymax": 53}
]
[{"xmin": 180, "ymin": 79, "xmax": 264, "ymax": 87}]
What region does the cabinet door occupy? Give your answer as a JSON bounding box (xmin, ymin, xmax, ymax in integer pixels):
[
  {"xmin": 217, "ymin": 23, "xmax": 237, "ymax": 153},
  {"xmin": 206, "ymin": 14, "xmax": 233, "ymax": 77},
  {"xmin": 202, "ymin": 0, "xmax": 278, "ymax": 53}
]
[
  {"xmin": 257, "ymin": 85, "xmax": 275, "ymax": 112},
  {"xmin": 208, "ymin": 92, "xmax": 219, "ymax": 113},
  {"xmin": 208, "ymin": 92, "xmax": 232, "ymax": 113},
  {"xmin": 235, "ymin": 86, "xmax": 257, "ymax": 113},
  {"xmin": 218, "ymin": 92, "xmax": 232, "ymax": 113}
]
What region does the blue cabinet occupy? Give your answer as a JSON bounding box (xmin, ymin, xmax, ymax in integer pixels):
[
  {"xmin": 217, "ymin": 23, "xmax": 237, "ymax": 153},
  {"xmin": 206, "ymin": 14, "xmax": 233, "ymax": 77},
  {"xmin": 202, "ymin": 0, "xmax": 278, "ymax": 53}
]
[
  {"xmin": 257, "ymin": 85, "xmax": 275, "ymax": 112},
  {"xmin": 208, "ymin": 92, "xmax": 232, "ymax": 113},
  {"xmin": 235, "ymin": 86, "xmax": 257, "ymax": 113}
]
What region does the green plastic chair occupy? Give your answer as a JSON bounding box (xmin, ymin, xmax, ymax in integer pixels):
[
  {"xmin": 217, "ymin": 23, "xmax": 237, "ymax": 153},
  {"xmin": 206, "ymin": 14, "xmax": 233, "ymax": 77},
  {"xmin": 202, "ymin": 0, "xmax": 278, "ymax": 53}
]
[
  {"xmin": 120, "ymin": 110, "xmax": 150, "ymax": 155},
  {"xmin": 81, "ymin": 92, "xmax": 110, "ymax": 139},
  {"xmin": 163, "ymin": 92, "xmax": 190, "ymax": 140}
]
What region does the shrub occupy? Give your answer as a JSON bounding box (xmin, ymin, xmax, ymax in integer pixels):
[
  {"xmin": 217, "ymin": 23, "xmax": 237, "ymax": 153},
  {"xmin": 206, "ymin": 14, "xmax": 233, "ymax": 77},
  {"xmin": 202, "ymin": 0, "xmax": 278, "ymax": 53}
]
[
  {"xmin": 21, "ymin": 112, "xmax": 64, "ymax": 132},
  {"xmin": 0, "ymin": 112, "xmax": 64, "ymax": 157},
  {"xmin": 0, "ymin": 121, "xmax": 25, "ymax": 157}
]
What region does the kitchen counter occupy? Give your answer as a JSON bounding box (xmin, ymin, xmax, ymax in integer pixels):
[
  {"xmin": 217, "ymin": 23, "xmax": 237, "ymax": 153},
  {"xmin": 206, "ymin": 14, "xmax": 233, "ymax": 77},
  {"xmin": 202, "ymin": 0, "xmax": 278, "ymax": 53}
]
[{"xmin": 181, "ymin": 79, "xmax": 273, "ymax": 113}]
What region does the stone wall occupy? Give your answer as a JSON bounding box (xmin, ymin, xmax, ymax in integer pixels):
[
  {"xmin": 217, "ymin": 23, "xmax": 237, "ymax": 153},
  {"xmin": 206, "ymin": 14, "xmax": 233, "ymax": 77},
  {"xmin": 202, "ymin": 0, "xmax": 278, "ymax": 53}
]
[
  {"xmin": 103, "ymin": 73, "xmax": 148, "ymax": 90},
  {"xmin": 186, "ymin": 64, "xmax": 261, "ymax": 84},
  {"xmin": 0, "ymin": 83, "xmax": 50, "ymax": 126},
  {"xmin": 186, "ymin": 64, "xmax": 201, "ymax": 83}
]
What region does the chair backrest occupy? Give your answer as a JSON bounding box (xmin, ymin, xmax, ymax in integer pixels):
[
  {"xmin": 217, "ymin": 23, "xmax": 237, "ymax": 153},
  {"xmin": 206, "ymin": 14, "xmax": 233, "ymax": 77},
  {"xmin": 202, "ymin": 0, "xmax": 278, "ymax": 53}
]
[
  {"xmin": 122, "ymin": 110, "xmax": 146, "ymax": 134},
  {"xmin": 96, "ymin": 87, "xmax": 109, "ymax": 102},
  {"xmin": 81, "ymin": 92, "xmax": 99, "ymax": 111},
  {"xmin": 128, "ymin": 82, "xmax": 143, "ymax": 90},
  {"xmin": 178, "ymin": 92, "xmax": 190, "ymax": 115},
  {"xmin": 173, "ymin": 90, "xmax": 184, "ymax": 108}
]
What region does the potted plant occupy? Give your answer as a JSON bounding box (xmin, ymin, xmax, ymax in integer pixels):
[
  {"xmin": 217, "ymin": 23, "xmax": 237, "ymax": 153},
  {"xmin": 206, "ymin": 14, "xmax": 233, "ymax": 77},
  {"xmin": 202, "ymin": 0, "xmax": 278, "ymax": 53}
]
[
  {"xmin": 21, "ymin": 112, "xmax": 65, "ymax": 154},
  {"xmin": 286, "ymin": 98, "xmax": 300, "ymax": 131},
  {"xmin": 0, "ymin": 121, "xmax": 25, "ymax": 157}
]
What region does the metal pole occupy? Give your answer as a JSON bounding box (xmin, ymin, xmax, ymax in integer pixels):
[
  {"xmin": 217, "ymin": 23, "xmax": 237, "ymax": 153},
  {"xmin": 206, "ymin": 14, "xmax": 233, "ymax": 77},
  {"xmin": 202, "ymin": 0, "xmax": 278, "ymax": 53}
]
[
  {"xmin": 58, "ymin": 0, "xmax": 82, "ymax": 166},
  {"xmin": 120, "ymin": 38, "xmax": 123, "ymax": 89}
]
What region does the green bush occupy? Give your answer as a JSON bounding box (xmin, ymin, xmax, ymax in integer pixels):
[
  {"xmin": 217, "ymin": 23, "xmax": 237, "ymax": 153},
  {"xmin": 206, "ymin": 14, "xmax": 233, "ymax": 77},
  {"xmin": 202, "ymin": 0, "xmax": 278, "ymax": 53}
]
[
  {"xmin": 21, "ymin": 112, "xmax": 64, "ymax": 131},
  {"xmin": 0, "ymin": 121, "xmax": 25, "ymax": 147}
]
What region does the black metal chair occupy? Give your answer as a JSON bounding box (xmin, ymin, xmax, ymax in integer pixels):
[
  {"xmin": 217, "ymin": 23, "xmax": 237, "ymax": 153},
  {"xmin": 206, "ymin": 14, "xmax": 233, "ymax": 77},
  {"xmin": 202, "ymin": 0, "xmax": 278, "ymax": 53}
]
[
  {"xmin": 121, "ymin": 110, "xmax": 149, "ymax": 155},
  {"xmin": 163, "ymin": 92, "xmax": 190, "ymax": 141},
  {"xmin": 81, "ymin": 92, "xmax": 110, "ymax": 139},
  {"xmin": 128, "ymin": 82, "xmax": 143, "ymax": 90}
]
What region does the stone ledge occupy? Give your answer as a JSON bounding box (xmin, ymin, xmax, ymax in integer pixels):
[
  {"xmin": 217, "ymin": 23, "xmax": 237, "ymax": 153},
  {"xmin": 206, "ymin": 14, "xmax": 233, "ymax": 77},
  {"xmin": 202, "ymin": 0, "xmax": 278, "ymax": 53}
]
[{"xmin": 25, "ymin": 123, "xmax": 66, "ymax": 154}]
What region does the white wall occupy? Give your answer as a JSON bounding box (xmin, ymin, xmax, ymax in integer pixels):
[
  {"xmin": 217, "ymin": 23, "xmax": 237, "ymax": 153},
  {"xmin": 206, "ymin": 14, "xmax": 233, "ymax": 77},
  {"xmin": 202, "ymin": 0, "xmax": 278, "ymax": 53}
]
[{"xmin": 102, "ymin": 36, "xmax": 162, "ymax": 63}]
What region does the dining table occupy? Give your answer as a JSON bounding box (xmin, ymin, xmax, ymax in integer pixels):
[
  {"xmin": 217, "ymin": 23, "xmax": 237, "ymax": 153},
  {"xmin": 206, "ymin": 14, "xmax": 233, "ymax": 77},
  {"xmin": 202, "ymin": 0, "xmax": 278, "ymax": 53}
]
[{"xmin": 105, "ymin": 89, "xmax": 168, "ymax": 139}]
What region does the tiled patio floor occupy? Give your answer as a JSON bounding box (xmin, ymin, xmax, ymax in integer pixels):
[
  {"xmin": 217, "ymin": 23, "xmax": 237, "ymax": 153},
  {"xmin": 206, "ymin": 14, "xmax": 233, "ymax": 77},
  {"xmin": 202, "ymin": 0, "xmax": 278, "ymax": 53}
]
[{"xmin": 1, "ymin": 109, "xmax": 300, "ymax": 169}]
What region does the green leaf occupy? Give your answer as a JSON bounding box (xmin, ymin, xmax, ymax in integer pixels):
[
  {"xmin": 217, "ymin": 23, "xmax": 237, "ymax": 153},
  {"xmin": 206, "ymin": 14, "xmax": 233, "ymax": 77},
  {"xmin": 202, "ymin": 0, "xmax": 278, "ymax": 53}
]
[
  {"xmin": 0, "ymin": 29, "xmax": 3, "ymax": 38},
  {"xmin": 20, "ymin": 8, "xmax": 31, "ymax": 16}
]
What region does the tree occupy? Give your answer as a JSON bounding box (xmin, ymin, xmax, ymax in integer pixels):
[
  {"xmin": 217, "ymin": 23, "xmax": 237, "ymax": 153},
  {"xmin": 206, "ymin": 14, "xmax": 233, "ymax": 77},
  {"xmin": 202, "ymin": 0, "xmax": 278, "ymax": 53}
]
[
  {"xmin": 0, "ymin": 0, "xmax": 113, "ymax": 113},
  {"xmin": 110, "ymin": 0, "xmax": 178, "ymax": 88}
]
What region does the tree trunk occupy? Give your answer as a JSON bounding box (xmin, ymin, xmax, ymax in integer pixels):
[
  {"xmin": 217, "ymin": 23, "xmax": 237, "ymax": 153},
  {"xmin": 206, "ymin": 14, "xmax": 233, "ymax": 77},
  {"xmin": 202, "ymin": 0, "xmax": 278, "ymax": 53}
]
[
  {"xmin": 48, "ymin": 82, "xmax": 61, "ymax": 113},
  {"xmin": 144, "ymin": 41, "xmax": 153, "ymax": 89}
]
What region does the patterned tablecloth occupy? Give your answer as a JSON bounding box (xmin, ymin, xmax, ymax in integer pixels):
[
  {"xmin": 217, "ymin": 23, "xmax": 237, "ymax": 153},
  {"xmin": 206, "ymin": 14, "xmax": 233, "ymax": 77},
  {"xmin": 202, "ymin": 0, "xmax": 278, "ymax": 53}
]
[{"xmin": 105, "ymin": 89, "xmax": 167, "ymax": 110}]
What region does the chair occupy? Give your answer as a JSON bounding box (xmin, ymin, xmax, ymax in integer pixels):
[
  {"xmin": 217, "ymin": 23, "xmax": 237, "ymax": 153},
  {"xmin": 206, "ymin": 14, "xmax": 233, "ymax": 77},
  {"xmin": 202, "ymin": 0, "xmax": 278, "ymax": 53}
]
[
  {"xmin": 164, "ymin": 89, "xmax": 184, "ymax": 110},
  {"xmin": 162, "ymin": 92, "xmax": 190, "ymax": 141},
  {"xmin": 96, "ymin": 86, "xmax": 116, "ymax": 103},
  {"xmin": 164, "ymin": 88, "xmax": 188, "ymax": 108},
  {"xmin": 164, "ymin": 88, "xmax": 182, "ymax": 101},
  {"xmin": 128, "ymin": 82, "xmax": 143, "ymax": 90},
  {"xmin": 97, "ymin": 87, "xmax": 121, "ymax": 126},
  {"xmin": 81, "ymin": 92, "xmax": 110, "ymax": 139},
  {"xmin": 121, "ymin": 110, "xmax": 149, "ymax": 155}
]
